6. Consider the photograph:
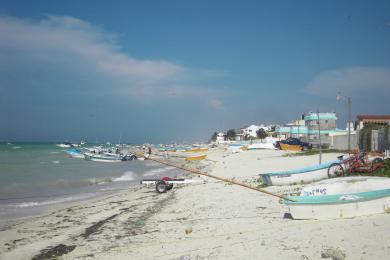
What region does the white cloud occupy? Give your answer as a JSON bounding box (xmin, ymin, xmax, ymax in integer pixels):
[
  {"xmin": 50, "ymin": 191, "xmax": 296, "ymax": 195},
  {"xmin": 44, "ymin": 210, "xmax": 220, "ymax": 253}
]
[
  {"xmin": 207, "ymin": 98, "xmax": 224, "ymax": 109},
  {"xmin": 0, "ymin": 15, "xmax": 224, "ymax": 108},
  {"xmin": 305, "ymin": 67, "xmax": 390, "ymax": 98}
]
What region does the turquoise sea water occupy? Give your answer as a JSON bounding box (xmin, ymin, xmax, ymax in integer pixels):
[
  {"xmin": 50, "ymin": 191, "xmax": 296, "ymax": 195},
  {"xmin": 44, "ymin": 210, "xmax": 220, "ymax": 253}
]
[{"xmin": 0, "ymin": 143, "xmax": 180, "ymax": 227}]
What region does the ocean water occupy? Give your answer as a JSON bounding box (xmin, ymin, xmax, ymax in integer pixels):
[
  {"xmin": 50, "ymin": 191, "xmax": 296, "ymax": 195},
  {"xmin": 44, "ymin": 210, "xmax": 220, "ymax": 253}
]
[{"xmin": 0, "ymin": 143, "xmax": 181, "ymax": 228}]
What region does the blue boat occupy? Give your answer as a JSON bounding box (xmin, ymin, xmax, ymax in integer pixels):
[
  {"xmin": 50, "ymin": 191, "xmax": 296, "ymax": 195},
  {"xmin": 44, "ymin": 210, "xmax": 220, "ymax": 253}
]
[
  {"xmin": 65, "ymin": 149, "xmax": 84, "ymax": 158},
  {"xmin": 259, "ymin": 160, "xmax": 340, "ymax": 186}
]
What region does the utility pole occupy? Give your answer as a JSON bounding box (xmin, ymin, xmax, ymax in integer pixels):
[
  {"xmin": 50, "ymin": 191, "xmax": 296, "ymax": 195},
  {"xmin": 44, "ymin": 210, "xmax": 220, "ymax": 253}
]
[
  {"xmin": 348, "ymin": 97, "xmax": 351, "ymax": 151},
  {"xmin": 317, "ymin": 109, "xmax": 322, "ymax": 164}
]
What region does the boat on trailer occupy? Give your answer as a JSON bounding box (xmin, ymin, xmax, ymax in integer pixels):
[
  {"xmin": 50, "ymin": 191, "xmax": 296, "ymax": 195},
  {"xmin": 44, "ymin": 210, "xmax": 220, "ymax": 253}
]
[
  {"xmin": 259, "ymin": 160, "xmax": 340, "ymax": 186},
  {"xmin": 282, "ymin": 176, "xmax": 390, "ymax": 219}
]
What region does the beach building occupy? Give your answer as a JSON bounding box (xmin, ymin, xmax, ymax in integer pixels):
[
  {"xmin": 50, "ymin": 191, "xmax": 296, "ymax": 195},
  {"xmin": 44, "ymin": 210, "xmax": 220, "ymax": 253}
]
[
  {"xmin": 242, "ymin": 125, "xmax": 270, "ymax": 139},
  {"xmin": 276, "ymin": 112, "xmax": 352, "ymax": 148},
  {"xmin": 216, "ymin": 132, "xmax": 226, "ymax": 143},
  {"xmin": 356, "ymin": 115, "xmax": 390, "ymax": 152},
  {"xmin": 356, "ymin": 115, "xmax": 390, "ymax": 130}
]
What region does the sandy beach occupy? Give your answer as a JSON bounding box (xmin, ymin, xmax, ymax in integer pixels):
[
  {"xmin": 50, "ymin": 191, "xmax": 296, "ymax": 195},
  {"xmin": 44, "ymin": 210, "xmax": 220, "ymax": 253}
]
[{"xmin": 1, "ymin": 148, "xmax": 390, "ymax": 260}]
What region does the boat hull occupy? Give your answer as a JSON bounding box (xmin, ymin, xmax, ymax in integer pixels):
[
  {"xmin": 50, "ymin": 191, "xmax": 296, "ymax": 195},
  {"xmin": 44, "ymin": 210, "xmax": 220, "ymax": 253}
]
[
  {"xmin": 280, "ymin": 143, "xmax": 302, "ymax": 151},
  {"xmin": 247, "ymin": 143, "xmax": 276, "ymax": 150},
  {"xmin": 259, "ymin": 160, "xmax": 340, "ymax": 186},
  {"xmin": 285, "ymin": 190, "xmax": 390, "ymax": 220},
  {"xmin": 261, "ymin": 168, "xmax": 328, "ymax": 186},
  {"xmin": 185, "ymin": 148, "xmax": 209, "ymax": 153},
  {"xmin": 300, "ymin": 176, "xmax": 390, "ymax": 196},
  {"xmin": 84, "ymin": 153, "xmax": 122, "ymax": 162},
  {"xmin": 185, "ymin": 154, "xmax": 207, "ymax": 161}
]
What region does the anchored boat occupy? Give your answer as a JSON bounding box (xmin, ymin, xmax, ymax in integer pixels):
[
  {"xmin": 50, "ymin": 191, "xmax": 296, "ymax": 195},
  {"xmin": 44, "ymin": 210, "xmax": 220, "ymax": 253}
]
[{"xmin": 65, "ymin": 148, "xmax": 84, "ymax": 158}]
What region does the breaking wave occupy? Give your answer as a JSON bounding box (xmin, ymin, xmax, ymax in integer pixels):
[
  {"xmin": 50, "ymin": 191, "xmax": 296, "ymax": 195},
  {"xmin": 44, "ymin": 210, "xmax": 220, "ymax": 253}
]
[
  {"xmin": 143, "ymin": 166, "xmax": 176, "ymax": 176},
  {"xmin": 113, "ymin": 171, "xmax": 140, "ymax": 182},
  {"xmin": 9, "ymin": 196, "xmax": 82, "ymax": 208}
]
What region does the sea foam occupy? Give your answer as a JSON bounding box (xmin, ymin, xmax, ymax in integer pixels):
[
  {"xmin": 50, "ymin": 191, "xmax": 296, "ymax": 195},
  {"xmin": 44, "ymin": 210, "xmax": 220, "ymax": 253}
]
[{"xmin": 113, "ymin": 171, "xmax": 139, "ymax": 182}]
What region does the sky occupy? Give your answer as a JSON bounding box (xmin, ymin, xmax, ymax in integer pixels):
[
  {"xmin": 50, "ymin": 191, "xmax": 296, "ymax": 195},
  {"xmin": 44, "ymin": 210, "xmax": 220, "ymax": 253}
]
[{"xmin": 1, "ymin": 0, "xmax": 390, "ymax": 143}]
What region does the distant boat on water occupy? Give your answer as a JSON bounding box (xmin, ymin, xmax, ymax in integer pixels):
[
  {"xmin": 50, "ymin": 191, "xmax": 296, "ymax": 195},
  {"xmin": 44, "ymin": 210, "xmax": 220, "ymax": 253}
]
[{"xmin": 56, "ymin": 142, "xmax": 74, "ymax": 148}]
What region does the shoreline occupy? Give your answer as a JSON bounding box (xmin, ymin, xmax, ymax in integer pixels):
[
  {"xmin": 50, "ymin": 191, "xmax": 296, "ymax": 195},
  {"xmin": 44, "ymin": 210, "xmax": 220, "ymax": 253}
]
[{"xmin": 1, "ymin": 149, "xmax": 390, "ymax": 259}]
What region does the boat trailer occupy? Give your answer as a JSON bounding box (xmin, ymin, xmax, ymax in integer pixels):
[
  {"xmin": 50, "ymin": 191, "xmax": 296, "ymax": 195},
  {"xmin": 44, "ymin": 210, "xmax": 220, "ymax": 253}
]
[{"xmin": 141, "ymin": 176, "xmax": 196, "ymax": 193}]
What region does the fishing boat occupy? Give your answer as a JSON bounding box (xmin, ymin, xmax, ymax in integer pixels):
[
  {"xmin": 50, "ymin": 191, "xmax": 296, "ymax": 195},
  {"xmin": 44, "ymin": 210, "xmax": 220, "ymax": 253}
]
[
  {"xmin": 185, "ymin": 148, "xmax": 209, "ymax": 153},
  {"xmin": 185, "ymin": 154, "xmax": 207, "ymax": 161},
  {"xmin": 65, "ymin": 148, "xmax": 84, "ymax": 158},
  {"xmin": 247, "ymin": 143, "xmax": 276, "ymax": 150},
  {"xmin": 84, "ymin": 152, "xmax": 136, "ymax": 162},
  {"xmin": 56, "ymin": 142, "xmax": 73, "ymax": 148},
  {"xmin": 259, "ymin": 160, "xmax": 340, "ymax": 186},
  {"xmin": 282, "ymin": 176, "xmax": 390, "ymax": 219},
  {"xmin": 279, "ymin": 143, "xmax": 303, "ymax": 151}
]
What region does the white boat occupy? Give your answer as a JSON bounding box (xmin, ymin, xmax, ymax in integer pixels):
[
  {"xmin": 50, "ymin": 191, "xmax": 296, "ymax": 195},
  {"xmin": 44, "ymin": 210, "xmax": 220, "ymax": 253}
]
[
  {"xmin": 259, "ymin": 160, "xmax": 339, "ymax": 186},
  {"xmin": 84, "ymin": 152, "xmax": 136, "ymax": 162},
  {"xmin": 56, "ymin": 142, "xmax": 73, "ymax": 148},
  {"xmin": 282, "ymin": 176, "xmax": 390, "ymax": 219},
  {"xmin": 300, "ymin": 176, "xmax": 390, "ymax": 196},
  {"xmin": 247, "ymin": 143, "xmax": 276, "ymax": 150}
]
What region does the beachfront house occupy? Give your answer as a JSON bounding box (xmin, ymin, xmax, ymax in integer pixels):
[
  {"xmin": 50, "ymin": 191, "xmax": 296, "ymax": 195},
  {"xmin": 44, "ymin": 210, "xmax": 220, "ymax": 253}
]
[
  {"xmin": 356, "ymin": 115, "xmax": 390, "ymax": 152},
  {"xmin": 242, "ymin": 125, "xmax": 270, "ymax": 139},
  {"xmin": 356, "ymin": 115, "xmax": 390, "ymax": 130},
  {"xmin": 216, "ymin": 132, "xmax": 226, "ymax": 143},
  {"xmin": 276, "ymin": 112, "xmax": 353, "ymax": 148}
]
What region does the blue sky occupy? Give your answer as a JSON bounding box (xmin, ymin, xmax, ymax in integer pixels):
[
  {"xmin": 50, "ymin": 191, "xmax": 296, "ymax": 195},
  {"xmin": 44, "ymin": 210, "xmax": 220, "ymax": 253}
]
[{"xmin": 1, "ymin": 0, "xmax": 390, "ymax": 143}]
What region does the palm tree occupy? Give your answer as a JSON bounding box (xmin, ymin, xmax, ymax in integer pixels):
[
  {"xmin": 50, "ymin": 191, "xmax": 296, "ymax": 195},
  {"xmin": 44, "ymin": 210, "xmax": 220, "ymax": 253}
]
[
  {"xmin": 226, "ymin": 129, "xmax": 236, "ymax": 140},
  {"xmin": 256, "ymin": 128, "xmax": 267, "ymax": 140}
]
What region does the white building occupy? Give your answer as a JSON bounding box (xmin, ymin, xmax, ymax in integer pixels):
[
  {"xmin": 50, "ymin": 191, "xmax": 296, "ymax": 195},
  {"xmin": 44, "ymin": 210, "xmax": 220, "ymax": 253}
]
[
  {"xmin": 242, "ymin": 125, "xmax": 270, "ymax": 138},
  {"xmin": 216, "ymin": 132, "xmax": 226, "ymax": 143}
]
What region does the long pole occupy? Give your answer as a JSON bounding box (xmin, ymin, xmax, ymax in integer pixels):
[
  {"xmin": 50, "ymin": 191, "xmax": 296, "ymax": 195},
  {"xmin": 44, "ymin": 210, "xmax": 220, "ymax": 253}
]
[
  {"xmin": 317, "ymin": 109, "xmax": 322, "ymax": 164},
  {"xmin": 147, "ymin": 157, "xmax": 295, "ymax": 201},
  {"xmin": 348, "ymin": 97, "xmax": 351, "ymax": 151}
]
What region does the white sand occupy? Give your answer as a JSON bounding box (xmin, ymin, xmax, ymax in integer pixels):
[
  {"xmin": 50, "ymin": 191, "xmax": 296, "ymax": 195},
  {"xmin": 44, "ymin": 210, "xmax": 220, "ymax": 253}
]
[{"xmin": 1, "ymin": 148, "xmax": 390, "ymax": 260}]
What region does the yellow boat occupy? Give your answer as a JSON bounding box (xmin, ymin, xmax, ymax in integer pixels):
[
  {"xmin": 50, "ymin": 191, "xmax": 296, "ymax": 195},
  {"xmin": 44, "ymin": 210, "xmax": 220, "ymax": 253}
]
[
  {"xmin": 280, "ymin": 143, "xmax": 303, "ymax": 151},
  {"xmin": 185, "ymin": 148, "xmax": 209, "ymax": 153},
  {"xmin": 185, "ymin": 154, "xmax": 207, "ymax": 161}
]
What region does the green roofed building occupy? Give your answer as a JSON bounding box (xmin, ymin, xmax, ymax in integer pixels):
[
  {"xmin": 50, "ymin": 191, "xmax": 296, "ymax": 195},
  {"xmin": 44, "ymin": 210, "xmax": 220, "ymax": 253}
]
[{"xmin": 276, "ymin": 112, "xmax": 348, "ymax": 144}]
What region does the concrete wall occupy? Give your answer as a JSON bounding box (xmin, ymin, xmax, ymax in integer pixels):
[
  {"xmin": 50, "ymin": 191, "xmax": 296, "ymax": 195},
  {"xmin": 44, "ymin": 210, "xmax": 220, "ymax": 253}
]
[
  {"xmin": 329, "ymin": 133, "xmax": 358, "ymax": 150},
  {"xmin": 373, "ymin": 128, "xmax": 390, "ymax": 152}
]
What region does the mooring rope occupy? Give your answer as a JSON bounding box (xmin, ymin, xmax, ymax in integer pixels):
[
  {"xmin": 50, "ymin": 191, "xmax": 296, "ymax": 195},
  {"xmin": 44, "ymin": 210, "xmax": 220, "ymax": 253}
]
[{"xmin": 147, "ymin": 157, "xmax": 294, "ymax": 202}]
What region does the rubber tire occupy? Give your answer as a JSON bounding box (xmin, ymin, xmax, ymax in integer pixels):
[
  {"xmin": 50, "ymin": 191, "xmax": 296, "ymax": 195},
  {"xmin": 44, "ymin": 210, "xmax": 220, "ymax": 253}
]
[
  {"xmin": 327, "ymin": 163, "xmax": 344, "ymax": 178},
  {"xmin": 371, "ymin": 158, "xmax": 384, "ymax": 172},
  {"xmin": 155, "ymin": 180, "xmax": 167, "ymax": 193},
  {"xmin": 372, "ymin": 157, "xmax": 384, "ymax": 164}
]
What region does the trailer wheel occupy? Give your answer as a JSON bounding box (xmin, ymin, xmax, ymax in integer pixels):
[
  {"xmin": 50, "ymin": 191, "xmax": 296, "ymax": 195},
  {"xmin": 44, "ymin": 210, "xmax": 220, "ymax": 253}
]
[
  {"xmin": 155, "ymin": 180, "xmax": 167, "ymax": 193},
  {"xmin": 327, "ymin": 163, "xmax": 344, "ymax": 178}
]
